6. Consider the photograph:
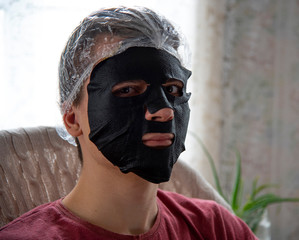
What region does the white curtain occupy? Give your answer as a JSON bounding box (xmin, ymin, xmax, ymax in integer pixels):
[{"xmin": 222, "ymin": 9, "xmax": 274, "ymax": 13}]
[{"xmin": 188, "ymin": 0, "xmax": 299, "ymax": 239}]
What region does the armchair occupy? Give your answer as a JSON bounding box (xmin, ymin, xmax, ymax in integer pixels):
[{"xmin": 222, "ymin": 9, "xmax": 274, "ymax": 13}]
[{"xmin": 0, "ymin": 126, "xmax": 231, "ymax": 227}]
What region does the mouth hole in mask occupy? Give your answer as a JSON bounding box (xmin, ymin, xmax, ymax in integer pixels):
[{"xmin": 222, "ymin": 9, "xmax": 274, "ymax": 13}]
[
  {"xmin": 141, "ymin": 132, "xmax": 175, "ymax": 149},
  {"xmin": 111, "ymin": 80, "xmax": 149, "ymax": 97}
]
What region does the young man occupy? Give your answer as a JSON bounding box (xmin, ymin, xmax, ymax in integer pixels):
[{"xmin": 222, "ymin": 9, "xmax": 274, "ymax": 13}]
[{"xmin": 0, "ymin": 7, "xmax": 258, "ymax": 239}]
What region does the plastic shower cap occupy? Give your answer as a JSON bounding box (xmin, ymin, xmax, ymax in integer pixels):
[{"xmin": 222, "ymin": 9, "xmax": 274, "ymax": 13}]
[{"xmin": 58, "ymin": 6, "xmax": 191, "ymax": 115}]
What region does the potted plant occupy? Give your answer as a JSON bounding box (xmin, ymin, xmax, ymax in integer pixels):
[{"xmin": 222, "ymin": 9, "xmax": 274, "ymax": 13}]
[{"xmin": 190, "ymin": 132, "xmax": 299, "ymax": 239}]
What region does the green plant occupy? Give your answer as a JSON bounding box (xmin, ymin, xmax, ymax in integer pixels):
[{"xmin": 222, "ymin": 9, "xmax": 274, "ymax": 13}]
[{"xmin": 190, "ymin": 132, "xmax": 299, "ymax": 233}]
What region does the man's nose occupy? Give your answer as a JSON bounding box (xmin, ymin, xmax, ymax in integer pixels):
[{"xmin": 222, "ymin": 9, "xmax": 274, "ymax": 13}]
[{"xmin": 145, "ymin": 107, "xmax": 174, "ymax": 122}]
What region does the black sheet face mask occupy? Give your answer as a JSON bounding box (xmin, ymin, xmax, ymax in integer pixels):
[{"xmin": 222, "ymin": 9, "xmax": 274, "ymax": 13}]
[{"xmin": 87, "ymin": 47, "xmax": 192, "ymax": 183}]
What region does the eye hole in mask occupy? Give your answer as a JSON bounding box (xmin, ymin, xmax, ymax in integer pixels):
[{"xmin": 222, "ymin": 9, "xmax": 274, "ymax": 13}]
[
  {"xmin": 111, "ymin": 79, "xmax": 184, "ymax": 98},
  {"xmin": 162, "ymin": 79, "xmax": 184, "ymax": 97},
  {"xmin": 111, "ymin": 80, "xmax": 149, "ymax": 97}
]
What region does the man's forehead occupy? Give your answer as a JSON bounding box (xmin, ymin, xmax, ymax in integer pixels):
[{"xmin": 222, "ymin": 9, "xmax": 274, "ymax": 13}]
[{"xmin": 90, "ymin": 47, "xmax": 191, "ymax": 86}]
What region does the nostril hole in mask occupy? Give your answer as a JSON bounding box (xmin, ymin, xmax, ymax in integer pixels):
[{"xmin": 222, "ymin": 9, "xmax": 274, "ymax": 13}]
[{"xmin": 111, "ymin": 80, "xmax": 149, "ymax": 97}]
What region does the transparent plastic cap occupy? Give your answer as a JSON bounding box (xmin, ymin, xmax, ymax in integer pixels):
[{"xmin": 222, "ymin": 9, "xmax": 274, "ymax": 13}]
[
  {"xmin": 57, "ymin": 6, "xmax": 191, "ymax": 145},
  {"xmin": 59, "ymin": 6, "xmax": 191, "ymax": 114}
]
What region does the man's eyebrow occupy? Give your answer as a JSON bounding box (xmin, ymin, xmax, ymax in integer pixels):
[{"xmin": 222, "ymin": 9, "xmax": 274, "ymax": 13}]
[
  {"xmin": 164, "ymin": 79, "xmax": 184, "ymax": 86},
  {"xmin": 112, "ymin": 80, "xmax": 149, "ymax": 89},
  {"xmin": 115, "ymin": 80, "xmax": 150, "ymax": 85}
]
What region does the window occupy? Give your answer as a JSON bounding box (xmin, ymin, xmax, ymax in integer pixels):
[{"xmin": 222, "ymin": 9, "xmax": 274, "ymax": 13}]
[{"xmin": 1, "ymin": 0, "xmax": 197, "ymax": 130}]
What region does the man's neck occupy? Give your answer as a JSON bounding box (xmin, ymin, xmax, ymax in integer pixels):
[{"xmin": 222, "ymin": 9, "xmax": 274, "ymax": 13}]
[{"xmin": 62, "ymin": 155, "xmax": 159, "ymax": 235}]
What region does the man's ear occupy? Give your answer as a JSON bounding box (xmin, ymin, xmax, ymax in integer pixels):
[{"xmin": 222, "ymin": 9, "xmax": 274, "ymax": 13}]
[{"xmin": 63, "ymin": 107, "xmax": 82, "ymax": 137}]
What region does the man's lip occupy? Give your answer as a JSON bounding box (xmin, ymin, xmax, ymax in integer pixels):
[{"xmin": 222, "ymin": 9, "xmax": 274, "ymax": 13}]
[{"xmin": 142, "ymin": 133, "xmax": 174, "ymax": 148}]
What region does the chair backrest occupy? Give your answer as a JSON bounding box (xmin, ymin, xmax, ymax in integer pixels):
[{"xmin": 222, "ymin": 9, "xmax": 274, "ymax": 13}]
[{"xmin": 0, "ymin": 126, "xmax": 231, "ymax": 227}]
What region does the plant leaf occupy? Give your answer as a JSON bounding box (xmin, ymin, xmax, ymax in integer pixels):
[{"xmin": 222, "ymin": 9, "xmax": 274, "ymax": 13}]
[
  {"xmin": 231, "ymin": 149, "xmax": 242, "ymax": 211},
  {"xmin": 189, "ymin": 131, "xmax": 228, "ymax": 202},
  {"xmin": 252, "ymin": 183, "xmax": 279, "ymax": 200},
  {"xmin": 243, "ymin": 194, "xmax": 299, "ymax": 212},
  {"xmin": 241, "ymin": 208, "xmax": 266, "ymax": 233},
  {"xmin": 250, "ymin": 177, "xmax": 259, "ymax": 201}
]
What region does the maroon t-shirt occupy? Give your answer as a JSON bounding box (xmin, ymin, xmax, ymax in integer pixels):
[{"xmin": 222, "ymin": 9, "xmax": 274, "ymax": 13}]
[{"xmin": 0, "ymin": 190, "xmax": 257, "ymax": 239}]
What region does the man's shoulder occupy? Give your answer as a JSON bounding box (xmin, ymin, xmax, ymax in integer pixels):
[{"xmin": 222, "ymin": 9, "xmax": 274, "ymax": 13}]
[
  {"xmin": 157, "ymin": 188, "xmax": 241, "ymax": 223},
  {"xmin": 0, "ymin": 200, "xmax": 62, "ymax": 239},
  {"xmin": 157, "ymin": 189, "xmax": 258, "ymax": 239},
  {"xmin": 157, "ymin": 189, "xmax": 222, "ymax": 212},
  {"xmin": 1, "ymin": 200, "xmax": 58, "ymax": 227}
]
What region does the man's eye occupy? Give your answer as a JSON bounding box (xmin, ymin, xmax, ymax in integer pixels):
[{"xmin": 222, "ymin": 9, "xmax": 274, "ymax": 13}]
[
  {"xmin": 165, "ymin": 85, "xmax": 180, "ymax": 94},
  {"xmin": 119, "ymin": 87, "xmax": 131, "ymax": 94},
  {"xmin": 112, "ymin": 80, "xmax": 148, "ymax": 97},
  {"xmin": 114, "ymin": 86, "xmax": 137, "ymax": 96},
  {"xmin": 163, "ymin": 83, "xmax": 183, "ymax": 97}
]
